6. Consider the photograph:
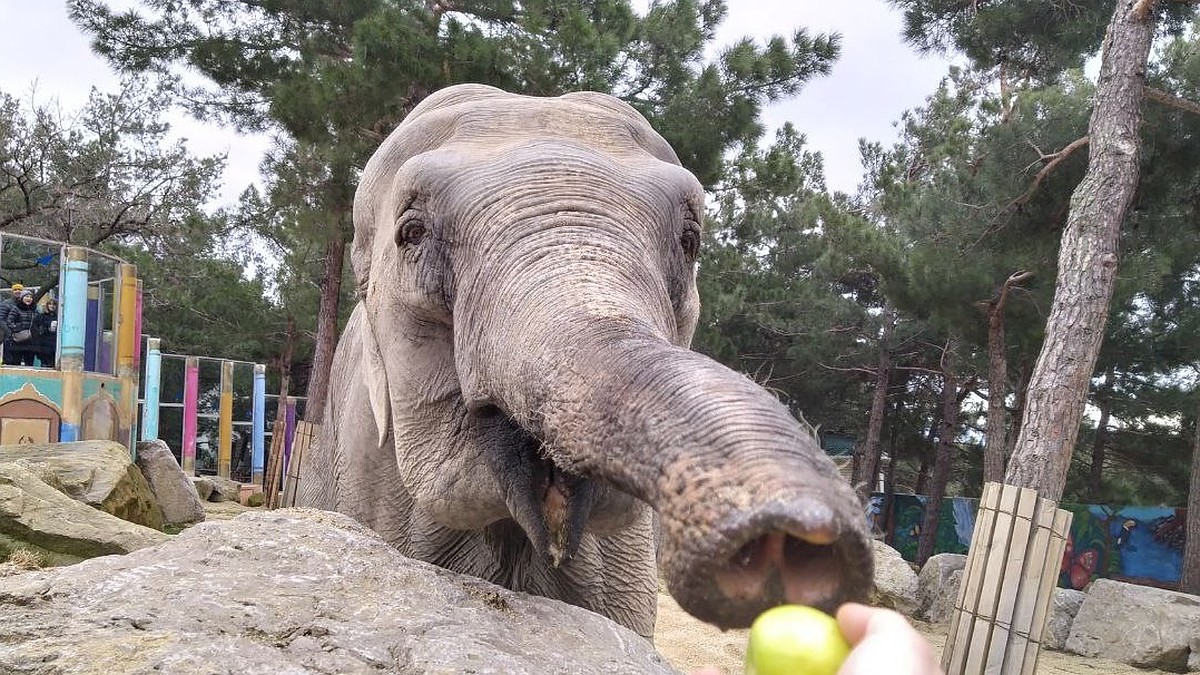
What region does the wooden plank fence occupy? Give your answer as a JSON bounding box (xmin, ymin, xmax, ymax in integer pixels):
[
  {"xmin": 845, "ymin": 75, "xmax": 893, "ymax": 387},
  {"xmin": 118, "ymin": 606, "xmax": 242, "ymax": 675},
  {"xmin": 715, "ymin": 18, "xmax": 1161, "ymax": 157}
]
[
  {"xmin": 943, "ymin": 482, "xmax": 1073, "ymax": 675},
  {"xmin": 263, "ymin": 419, "xmax": 286, "ymax": 509},
  {"xmin": 279, "ymin": 420, "xmax": 318, "ymax": 508}
]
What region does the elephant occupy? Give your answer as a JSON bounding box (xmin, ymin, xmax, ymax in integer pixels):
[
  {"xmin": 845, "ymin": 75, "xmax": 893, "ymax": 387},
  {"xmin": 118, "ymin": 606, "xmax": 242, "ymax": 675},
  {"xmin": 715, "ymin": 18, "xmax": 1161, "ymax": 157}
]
[{"xmin": 297, "ymin": 83, "xmax": 873, "ymax": 639}]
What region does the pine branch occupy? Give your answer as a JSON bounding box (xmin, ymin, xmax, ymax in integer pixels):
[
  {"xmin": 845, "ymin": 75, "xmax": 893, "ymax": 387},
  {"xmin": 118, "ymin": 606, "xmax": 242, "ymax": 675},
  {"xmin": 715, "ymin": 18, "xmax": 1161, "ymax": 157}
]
[
  {"xmin": 1144, "ymin": 86, "xmax": 1200, "ymax": 116},
  {"xmin": 818, "ymin": 363, "xmax": 877, "ymax": 376},
  {"xmin": 1009, "ymin": 135, "xmax": 1089, "ymax": 208},
  {"xmin": 987, "ymin": 269, "xmax": 1035, "ymax": 312}
]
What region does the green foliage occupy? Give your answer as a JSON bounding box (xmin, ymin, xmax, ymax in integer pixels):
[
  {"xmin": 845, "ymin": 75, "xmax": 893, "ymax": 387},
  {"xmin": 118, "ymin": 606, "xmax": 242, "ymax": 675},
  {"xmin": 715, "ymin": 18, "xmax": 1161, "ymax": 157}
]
[
  {"xmin": 70, "ymin": 0, "xmax": 849, "ymax": 411},
  {"xmin": 694, "ymin": 124, "xmax": 907, "ymax": 434},
  {"xmin": 113, "ymin": 235, "xmax": 287, "ymax": 365},
  {"xmin": 858, "ymin": 12, "xmax": 1200, "ymax": 504},
  {"xmin": 889, "ymin": 0, "xmax": 1194, "ymax": 78},
  {"xmin": 70, "ymin": 0, "xmax": 841, "ymax": 187}
]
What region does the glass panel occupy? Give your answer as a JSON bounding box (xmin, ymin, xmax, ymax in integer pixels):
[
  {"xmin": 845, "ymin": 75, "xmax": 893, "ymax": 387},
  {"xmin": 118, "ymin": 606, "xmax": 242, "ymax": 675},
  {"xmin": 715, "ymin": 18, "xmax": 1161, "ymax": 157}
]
[{"xmin": 158, "ymin": 407, "xmax": 185, "ymax": 464}]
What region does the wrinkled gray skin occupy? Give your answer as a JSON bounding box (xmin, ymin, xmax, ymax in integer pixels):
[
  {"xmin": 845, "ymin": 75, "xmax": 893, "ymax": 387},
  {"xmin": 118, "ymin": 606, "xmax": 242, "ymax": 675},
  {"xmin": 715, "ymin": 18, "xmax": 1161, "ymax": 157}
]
[{"xmin": 297, "ymin": 84, "xmax": 873, "ymax": 638}]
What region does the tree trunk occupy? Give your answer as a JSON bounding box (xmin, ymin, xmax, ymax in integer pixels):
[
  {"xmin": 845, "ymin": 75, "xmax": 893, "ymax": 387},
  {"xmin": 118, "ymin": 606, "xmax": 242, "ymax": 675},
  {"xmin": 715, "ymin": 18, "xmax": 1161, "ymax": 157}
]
[
  {"xmin": 1005, "ymin": 0, "xmax": 1157, "ymax": 499},
  {"xmin": 1180, "ymin": 397, "xmax": 1200, "ymax": 594},
  {"xmin": 1007, "ymin": 358, "xmax": 1033, "ymax": 460},
  {"xmin": 984, "ymin": 271, "xmax": 1032, "ymax": 483},
  {"xmin": 304, "ymin": 230, "xmax": 347, "ymax": 423},
  {"xmin": 1088, "ymin": 371, "xmax": 1114, "ymax": 501},
  {"xmin": 853, "ymin": 310, "xmax": 895, "ymax": 499},
  {"xmin": 917, "ymin": 341, "xmax": 959, "ymax": 566},
  {"xmin": 883, "ymin": 429, "xmax": 899, "ymax": 546},
  {"xmin": 915, "ymin": 405, "xmax": 941, "ymax": 496},
  {"xmin": 275, "ymin": 315, "xmax": 296, "ymax": 423}
]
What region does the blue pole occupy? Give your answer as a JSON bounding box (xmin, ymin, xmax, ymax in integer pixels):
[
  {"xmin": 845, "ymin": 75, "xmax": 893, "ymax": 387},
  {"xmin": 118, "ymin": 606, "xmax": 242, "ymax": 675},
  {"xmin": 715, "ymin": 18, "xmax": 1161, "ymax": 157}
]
[
  {"xmin": 60, "ymin": 248, "xmax": 89, "ymax": 442},
  {"xmin": 141, "ymin": 337, "xmax": 162, "ymax": 441},
  {"xmin": 251, "ymin": 363, "xmax": 266, "ymax": 487}
]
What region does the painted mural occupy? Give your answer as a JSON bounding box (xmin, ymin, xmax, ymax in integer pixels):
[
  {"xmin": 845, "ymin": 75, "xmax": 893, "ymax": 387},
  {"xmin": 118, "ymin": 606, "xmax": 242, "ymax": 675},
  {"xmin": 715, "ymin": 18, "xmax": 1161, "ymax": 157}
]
[{"xmin": 870, "ymin": 493, "xmax": 1187, "ymax": 590}]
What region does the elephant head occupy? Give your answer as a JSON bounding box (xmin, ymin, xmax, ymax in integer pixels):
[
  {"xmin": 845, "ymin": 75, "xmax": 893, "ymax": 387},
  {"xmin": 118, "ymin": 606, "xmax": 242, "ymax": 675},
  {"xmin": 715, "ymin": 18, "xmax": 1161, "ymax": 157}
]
[{"xmin": 339, "ymin": 83, "xmax": 872, "ymax": 630}]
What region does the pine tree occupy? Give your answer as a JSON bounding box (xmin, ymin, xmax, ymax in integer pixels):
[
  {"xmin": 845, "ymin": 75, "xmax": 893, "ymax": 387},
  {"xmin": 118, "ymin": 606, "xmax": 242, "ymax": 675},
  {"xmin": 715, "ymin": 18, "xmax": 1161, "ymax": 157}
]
[{"xmin": 71, "ymin": 0, "xmax": 842, "ymax": 421}]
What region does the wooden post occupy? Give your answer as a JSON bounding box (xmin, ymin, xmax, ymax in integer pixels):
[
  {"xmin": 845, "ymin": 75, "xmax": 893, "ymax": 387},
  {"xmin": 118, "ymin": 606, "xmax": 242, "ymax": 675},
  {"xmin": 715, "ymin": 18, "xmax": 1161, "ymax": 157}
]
[
  {"xmin": 281, "ymin": 420, "xmax": 317, "ymax": 508},
  {"xmin": 265, "ymin": 419, "xmax": 287, "ymax": 509},
  {"xmin": 281, "ymin": 396, "xmax": 297, "ymax": 495},
  {"xmin": 942, "ymin": 482, "xmax": 1073, "ymax": 675}
]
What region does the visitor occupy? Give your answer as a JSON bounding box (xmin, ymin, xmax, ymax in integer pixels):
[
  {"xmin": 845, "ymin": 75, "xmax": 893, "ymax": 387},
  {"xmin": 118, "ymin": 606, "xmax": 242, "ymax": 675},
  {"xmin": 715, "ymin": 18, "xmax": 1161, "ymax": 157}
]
[
  {"xmin": 5, "ymin": 290, "xmax": 39, "ymax": 366},
  {"xmin": 34, "ymin": 296, "xmax": 58, "ymax": 368},
  {"xmin": 0, "ymin": 283, "xmax": 24, "ymax": 364}
]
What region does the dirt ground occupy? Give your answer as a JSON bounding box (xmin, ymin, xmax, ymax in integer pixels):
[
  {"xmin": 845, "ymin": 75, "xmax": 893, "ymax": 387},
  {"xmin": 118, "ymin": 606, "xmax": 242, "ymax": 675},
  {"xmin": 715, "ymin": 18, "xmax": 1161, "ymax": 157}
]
[
  {"xmin": 201, "ymin": 499, "xmax": 261, "ymax": 520},
  {"xmin": 653, "ymin": 591, "xmax": 1170, "ymax": 675}
]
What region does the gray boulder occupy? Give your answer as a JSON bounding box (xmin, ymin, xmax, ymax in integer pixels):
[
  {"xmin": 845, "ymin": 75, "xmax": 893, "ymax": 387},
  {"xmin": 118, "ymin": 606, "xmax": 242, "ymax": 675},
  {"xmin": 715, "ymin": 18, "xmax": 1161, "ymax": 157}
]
[
  {"xmin": 135, "ymin": 440, "xmax": 205, "ymax": 527},
  {"xmin": 916, "ymin": 553, "xmax": 966, "ymax": 623},
  {"xmin": 0, "ymin": 440, "xmax": 164, "ymax": 530},
  {"xmin": 191, "ymin": 476, "xmax": 215, "ymax": 502},
  {"xmin": 0, "ymin": 508, "xmax": 678, "ymax": 674},
  {"xmin": 1043, "ymin": 588, "xmax": 1086, "ymax": 651},
  {"xmin": 0, "ymin": 462, "xmax": 169, "ymax": 566},
  {"xmin": 870, "ymin": 539, "xmax": 920, "ymax": 615},
  {"xmin": 1066, "ymin": 578, "xmax": 1200, "ymax": 671},
  {"xmin": 205, "ymin": 475, "xmax": 242, "ymax": 502}
]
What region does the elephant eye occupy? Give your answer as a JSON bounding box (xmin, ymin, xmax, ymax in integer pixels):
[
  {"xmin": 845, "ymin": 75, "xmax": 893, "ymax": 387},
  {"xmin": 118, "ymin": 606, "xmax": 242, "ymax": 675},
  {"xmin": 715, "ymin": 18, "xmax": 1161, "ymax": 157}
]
[
  {"xmin": 680, "ymin": 224, "xmax": 700, "ymax": 262},
  {"xmin": 398, "ymin": 220, "xmax": 426, "ymax": 246}
]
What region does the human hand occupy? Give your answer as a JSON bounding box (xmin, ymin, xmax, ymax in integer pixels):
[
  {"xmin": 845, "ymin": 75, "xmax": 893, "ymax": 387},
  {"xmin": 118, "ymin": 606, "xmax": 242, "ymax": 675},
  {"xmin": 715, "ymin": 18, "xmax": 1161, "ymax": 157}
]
[{"xmin": 835, "ymin": 603, "xmax": 941, "ymax": 675}]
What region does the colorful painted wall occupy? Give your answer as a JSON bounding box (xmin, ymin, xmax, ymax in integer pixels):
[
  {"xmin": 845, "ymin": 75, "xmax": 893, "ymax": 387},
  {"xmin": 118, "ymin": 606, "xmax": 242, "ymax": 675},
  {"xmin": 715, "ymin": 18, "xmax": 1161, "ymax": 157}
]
[
  {"xmin": 870, "ymin": 493, "xmax": 1187, "ymax": 590},
  {"xmin": 0, "ymin": 370, "xmax": 129, "ymax": 446}
]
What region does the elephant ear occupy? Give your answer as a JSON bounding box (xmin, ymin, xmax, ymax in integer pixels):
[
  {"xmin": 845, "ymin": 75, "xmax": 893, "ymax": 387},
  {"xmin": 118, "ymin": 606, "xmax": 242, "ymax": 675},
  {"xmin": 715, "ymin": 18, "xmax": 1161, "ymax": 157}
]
[
  {"xmin": 350, "ymin": 84, "xmax": 514, "ymax": 444},
  {"xmin": 362, "ymin": 306, "xmax": 392, "ymax": 448}
]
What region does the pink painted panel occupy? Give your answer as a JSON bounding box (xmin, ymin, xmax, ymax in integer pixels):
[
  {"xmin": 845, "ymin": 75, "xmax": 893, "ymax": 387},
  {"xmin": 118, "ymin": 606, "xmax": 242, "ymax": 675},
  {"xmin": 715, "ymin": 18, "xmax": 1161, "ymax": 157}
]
[{"xmin": 182, "ymin": 360, "xmax": 199, "ymax": 471}]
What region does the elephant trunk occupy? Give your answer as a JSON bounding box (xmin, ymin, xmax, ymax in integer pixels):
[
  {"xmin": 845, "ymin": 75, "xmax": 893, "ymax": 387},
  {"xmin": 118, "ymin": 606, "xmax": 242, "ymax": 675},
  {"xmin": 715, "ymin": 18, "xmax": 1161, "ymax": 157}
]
[{"xmin": 455, "ymin": 232, "xmax": 873, "ymax": 628}]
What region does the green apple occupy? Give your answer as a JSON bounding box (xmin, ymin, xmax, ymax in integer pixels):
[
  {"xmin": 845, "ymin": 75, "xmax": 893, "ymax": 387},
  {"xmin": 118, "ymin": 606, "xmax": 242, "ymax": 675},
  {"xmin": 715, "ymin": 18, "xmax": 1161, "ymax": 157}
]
[{"xmin": 745, "ymin": 605, "xmax": 851, "ymax": 675}]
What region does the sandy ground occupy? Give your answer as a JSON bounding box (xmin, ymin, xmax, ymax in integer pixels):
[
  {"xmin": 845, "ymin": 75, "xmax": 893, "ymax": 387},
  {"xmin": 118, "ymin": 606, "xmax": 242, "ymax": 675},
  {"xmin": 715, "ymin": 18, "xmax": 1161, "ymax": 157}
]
[
  {"xmin": 200, "ymin": 499, "xmax": 261, "ymax": 520},
  {"xmin": 653, "ymin": 591, "xmax": 1168, "ymax": 675},
  {"xmin": 200, "ymin": 502, "xmax": 1162, "ymax": 675}
]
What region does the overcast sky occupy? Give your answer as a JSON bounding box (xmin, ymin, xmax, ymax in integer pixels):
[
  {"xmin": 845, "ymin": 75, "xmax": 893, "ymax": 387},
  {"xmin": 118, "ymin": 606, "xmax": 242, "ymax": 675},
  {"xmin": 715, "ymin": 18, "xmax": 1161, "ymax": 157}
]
[{"xmin": 0, "ymin": 1, "xmax": 953, "ymax": 202}]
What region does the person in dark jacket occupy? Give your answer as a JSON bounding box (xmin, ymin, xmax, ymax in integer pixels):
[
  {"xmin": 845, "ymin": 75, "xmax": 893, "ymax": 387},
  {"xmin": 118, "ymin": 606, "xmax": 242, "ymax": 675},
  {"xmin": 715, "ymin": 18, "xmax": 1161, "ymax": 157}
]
[
  {"xmin": 5, "ymin": 291, "xmax": 39, "ymax": 366},
  {"xmin": 0, "ymin": 283, "xmax": 24, "ymax": 364},
  {"xmin": 33, "ymin": 297, "xmax": 58, "ymax": 368}
]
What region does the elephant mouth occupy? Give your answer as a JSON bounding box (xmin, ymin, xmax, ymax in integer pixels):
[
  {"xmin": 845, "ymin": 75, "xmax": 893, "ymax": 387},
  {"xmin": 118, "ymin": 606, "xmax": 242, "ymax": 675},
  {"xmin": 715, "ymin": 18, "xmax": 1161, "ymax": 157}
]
[
  {"xmin": 480, "ymin": 406, "xmax": 597, "ymax": 566},
  {"xmin": 509, "ymin": 447, "xmax": 599, "ymax": 567}
]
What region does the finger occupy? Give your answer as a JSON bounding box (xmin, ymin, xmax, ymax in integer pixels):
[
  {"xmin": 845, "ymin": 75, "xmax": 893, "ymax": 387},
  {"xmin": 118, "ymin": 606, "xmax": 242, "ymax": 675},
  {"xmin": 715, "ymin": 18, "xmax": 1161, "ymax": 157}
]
[
  {"xmin": 836, "ymin": 604, "xmax": 941, "ymax": 675},
  {"xmin": 835, "ymin": 602, "xmax": 876, "ymax": 645}
]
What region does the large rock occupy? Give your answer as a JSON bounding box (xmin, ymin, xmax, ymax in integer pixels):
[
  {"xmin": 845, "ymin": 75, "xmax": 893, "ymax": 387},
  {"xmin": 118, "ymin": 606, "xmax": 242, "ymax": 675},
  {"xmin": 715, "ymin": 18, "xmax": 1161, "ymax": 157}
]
[
  {"xmin": 191, "ymin": 476, "xmax": 215, "ymax": 502},
  {"xmin": 0, "ymin": 508, "xmax": 678, "ymax": 674},
  {"xmin": 870, "ymin": 539, "xmax": 919, "ymax": 615},
  {"xmin": 205, "ymin": 474, "xmax": 242, "ymax": 503},
  {"xmin": 1042, "ymin": 588, "xmax": 1087, "ymax": 651},
  {"xmin": 135, "ymin": 440, "xmax": 204, "ymax": 527},
  {"xmin": 1066, "ymin": 578, "xmax": 1200, "ymax": 671},
  {"xmin": 0, "ymin": 462, "xmax": 169, "ymax": 566},
  {"xmin": 0, "ymin": 440, "xmax": 164, "ymax": 530},
  {"xmin": 916, "ymin": 553, "xmax": 966, "ymax": 623}
]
